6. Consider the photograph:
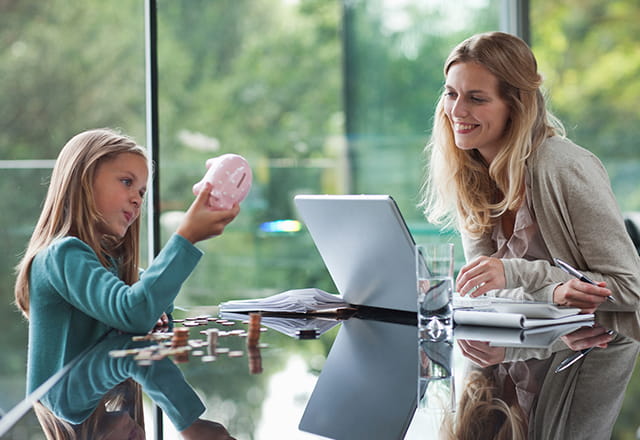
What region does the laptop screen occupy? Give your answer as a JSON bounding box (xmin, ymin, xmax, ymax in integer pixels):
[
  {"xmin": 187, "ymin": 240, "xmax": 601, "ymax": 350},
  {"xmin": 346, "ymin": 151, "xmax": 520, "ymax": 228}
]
[{"xmin": 294, "ymin": 194, "xmax": 417, "ymax": 313}]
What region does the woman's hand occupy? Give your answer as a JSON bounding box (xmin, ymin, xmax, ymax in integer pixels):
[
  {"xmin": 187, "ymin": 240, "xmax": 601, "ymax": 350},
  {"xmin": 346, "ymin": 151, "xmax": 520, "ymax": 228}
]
[
  {"xmin": 177, "ymin": 182, "xmax": 240, "ymax": 244},
  {"xmin": 561, "ymin": 324, "xmax": 615, "ymax": 351},
  {"xmin": 457, "ymin": 339, "xmax": 506, "ymax": 367},
  {"xmin": 456, "ymin": 256, "xmax": 506, "ymax": 297},
  {"xmin": 553, "ymin": 279, "xmax": 611, "ymax": 314}
]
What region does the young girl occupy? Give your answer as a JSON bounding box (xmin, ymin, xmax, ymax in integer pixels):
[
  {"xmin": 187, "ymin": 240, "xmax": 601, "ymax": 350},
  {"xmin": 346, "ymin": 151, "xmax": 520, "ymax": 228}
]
[
  {"xmin": 421, "ymin": 32, "xmax": 640, "ymax": 337},
  {"xmin": 15, "ymin": 128, "xmax": 238, "ymax": 439}
]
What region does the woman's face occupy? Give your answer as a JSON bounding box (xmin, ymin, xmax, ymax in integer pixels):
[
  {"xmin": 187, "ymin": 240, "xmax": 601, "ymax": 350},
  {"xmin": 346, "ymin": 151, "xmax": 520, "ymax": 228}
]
[{"xmin": 443, "ymin": 61, "xmax": 510, "ymax": 164}]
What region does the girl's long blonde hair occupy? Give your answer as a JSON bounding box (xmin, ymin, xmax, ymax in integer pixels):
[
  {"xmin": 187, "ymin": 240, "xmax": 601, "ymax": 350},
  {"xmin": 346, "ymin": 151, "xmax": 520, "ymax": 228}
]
[
  {"xmin": 421, "ymin": 32, "xmax": 564, "ymax": 237},
  {"xmin": 14, "ymin": 128, "xmax": 148, "ymax": 318}
]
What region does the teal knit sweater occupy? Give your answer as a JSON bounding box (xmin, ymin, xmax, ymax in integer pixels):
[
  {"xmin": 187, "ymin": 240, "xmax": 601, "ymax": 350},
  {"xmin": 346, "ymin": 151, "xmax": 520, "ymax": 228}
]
[
  {"xmin": 41, "ymin": 331, "xmax": 205, "ymax": 431},
  {"xmin": 27, "ymin": 233, "xmax": 202, "ymax": 393}
]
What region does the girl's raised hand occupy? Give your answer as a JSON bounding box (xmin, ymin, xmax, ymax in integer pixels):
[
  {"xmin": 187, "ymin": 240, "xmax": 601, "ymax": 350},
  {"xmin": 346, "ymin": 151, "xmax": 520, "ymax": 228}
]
[{"xmin": 176, "ymin": 182, "xmax": 240, "ymax": 244}]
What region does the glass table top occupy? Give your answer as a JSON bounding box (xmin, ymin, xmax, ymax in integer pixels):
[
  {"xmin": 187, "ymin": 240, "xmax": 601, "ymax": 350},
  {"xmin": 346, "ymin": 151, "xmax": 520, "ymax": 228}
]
[{"xmin": 2, "ymin": 305, "xmax": 640, "ymax": 439}]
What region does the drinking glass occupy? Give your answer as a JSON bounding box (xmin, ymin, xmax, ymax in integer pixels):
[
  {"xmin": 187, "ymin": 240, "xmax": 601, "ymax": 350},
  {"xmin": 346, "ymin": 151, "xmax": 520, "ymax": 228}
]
[
  {"xmin": 416, "ymin": 242, "xmax": 455, "ymax": 411},
  {"xmin": 417, "ymin": 338, "xmax": 454, "ymax": 411},
  {"xmin": 416, "ymin": 242, "xmax": 454, "ymax": 342}
]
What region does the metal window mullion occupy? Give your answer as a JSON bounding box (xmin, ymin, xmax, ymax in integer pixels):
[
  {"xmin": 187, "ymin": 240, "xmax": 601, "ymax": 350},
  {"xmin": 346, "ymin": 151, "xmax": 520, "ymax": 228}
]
[
  {"xmin": 500, "ymin": 0, "xmax": 530, "ymax": 44},
  {"xmin": 144, "ymin": 0, "xmax": 163, "ymax": 439}
]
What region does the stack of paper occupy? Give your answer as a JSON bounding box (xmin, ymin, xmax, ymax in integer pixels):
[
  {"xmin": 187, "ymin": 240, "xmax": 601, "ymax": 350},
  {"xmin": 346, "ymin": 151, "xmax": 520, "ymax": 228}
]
[
  {"xmin": 220, "ymin": 311, "xmax": 341, "ymax": 338},
  {"xmin": 454, "ymin": 320, "xmax": 595, "ymax": 348},
  {"xmin": 219, "ymin": 288, "xmax": 354, "ymax": 315}
]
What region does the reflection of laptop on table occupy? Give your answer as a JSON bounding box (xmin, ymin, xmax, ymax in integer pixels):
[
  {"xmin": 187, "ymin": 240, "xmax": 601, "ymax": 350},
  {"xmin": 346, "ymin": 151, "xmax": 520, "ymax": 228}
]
[
  {"xmin": 294, "ymin": 194, "xmax": 417, "ymax": 313},
  {"xmin": 298, "ymin": 318, "xmax": 418, "ymax": 439}
]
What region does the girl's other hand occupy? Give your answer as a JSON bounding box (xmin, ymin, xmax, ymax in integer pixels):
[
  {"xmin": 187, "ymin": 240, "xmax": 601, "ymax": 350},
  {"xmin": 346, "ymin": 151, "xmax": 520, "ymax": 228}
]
[
  {"xmin": 553, "ymin": 279, "xmax": 611, "ymax": 314},
  {"xmin": 456, "ymin": 256, "xmax": 506, "ymax": 297},
  {"xmin": 151, "ymin": 312, "xmax": 169, "ymax": 333},
  {"xmin": 177, "ymin": 182, "xmax": 240, "ymax": 244}
]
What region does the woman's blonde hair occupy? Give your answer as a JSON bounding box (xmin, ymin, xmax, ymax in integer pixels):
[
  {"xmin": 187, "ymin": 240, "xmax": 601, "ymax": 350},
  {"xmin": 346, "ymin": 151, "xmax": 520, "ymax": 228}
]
[
  {"xmin": 14, "ymin": 128, "xmax": 148, "ymax": 318},
  {"xmin": 441, "ymin": 370, "xmax": 528, "ymax": 440},
  {"xmin": 421, "ymin": 32, "xmax": 564, "ymax": 237}
]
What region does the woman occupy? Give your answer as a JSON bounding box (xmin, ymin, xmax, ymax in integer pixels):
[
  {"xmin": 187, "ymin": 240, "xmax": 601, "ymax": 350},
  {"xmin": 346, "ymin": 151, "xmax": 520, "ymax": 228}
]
[{"xmin": 421, "ymin": 32, "xmax": 640, "ymax": 337}]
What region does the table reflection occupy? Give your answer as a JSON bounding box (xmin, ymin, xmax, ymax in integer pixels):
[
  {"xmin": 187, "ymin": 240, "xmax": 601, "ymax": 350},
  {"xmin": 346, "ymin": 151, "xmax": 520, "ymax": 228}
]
[
  {"xmin": 23, "ymin": 308, "xmax": 640, "ymax": 440},
  {"xmin": 450, "ymin": 323, "xmax": 640, "ymax": 440},
  {"xmin": 299, "ymin": 317, "xmax": 418, "ymax": 439},
  {"xmin": 35, "ymin": 330, "xmax": 232, "ymax": 439}
]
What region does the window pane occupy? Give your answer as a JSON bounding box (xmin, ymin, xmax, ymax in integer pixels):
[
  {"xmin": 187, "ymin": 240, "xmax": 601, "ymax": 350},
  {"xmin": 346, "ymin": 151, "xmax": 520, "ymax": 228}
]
[
  {"xmin": 156, "ymin": 1, "xmax": 344, "ymax": 301},
  {"xmin": 531, "ymin": 1, "xmax": 640, "ymax": 213},
  {"xmin": 344, "ymin": 0, "xmax": 500, "ymax": 260},
  {"xmin": 0, "ymin": 0, "xmax": 145, "ymax": 422},
  {"xmin": 155, "ymin": 1, "xmax": 502, "ymax": 303}
]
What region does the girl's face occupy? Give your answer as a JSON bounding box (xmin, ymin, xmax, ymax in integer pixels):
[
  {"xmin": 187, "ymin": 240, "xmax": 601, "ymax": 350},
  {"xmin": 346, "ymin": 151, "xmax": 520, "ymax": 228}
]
[
  {"xmin": 93, "ymin": 153, "xmax": 148, "ymax": 239},
  {"xmin": 443, "ymin": 61, "xmax": 510, "ymax": 164}
]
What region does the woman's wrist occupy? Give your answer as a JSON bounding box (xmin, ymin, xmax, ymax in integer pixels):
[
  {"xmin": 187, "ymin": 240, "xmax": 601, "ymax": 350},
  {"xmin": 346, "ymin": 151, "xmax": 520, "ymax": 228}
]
[{"xmin": 552, "ymin": 283, "xmax": 565, "ymax": 305}]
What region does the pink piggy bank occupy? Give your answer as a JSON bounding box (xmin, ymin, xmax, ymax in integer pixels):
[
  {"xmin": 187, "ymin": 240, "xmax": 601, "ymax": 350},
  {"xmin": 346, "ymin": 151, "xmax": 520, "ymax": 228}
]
[{"xmin": 192, "ymin": 154, "xmax": 252, "ymax": 210}]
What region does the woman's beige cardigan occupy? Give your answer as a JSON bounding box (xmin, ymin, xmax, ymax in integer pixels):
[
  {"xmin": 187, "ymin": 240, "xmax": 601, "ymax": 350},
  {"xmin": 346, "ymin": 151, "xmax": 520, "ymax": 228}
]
[{"xmin": 461, "ymin": 135, "xmax": 640, "ymax": 339}]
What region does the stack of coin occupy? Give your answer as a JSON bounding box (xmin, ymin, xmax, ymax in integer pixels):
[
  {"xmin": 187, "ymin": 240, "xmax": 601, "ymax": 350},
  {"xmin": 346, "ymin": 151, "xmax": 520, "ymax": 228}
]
[
  {"xmin": 206, "ymin": 328, "xmax": 219, "ymax": 355},
  {"xmin": 247, "ymin": 313, "xmax": 261, "ymax": 348},
  {"xmin": 247, "ymin": 346, "xmax": 263, "ymax": 375},
  {"xmin": 171, "ymin": 327, "xmax": 190, "ymax": 363}
]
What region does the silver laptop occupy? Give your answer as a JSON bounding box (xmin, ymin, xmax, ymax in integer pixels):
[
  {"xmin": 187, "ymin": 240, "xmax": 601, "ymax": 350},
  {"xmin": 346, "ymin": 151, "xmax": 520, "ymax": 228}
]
[{"xmin": 294, "ymin": 194, "xmax": 417, "ymax": 313}]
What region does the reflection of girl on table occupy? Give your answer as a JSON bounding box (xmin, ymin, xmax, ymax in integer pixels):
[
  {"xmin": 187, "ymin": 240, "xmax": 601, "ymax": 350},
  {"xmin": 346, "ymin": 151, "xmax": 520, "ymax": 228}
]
[
  {"xmin": 14, "ymin": 128, "xmax": 238, "ymax": 439},
  {"xmin": 35, "ymin": 332, "xmax": 226, "ymax": 440},
  {"xmin": 421, "ymin": 32, "xmax": 640, "ymax": 336}
]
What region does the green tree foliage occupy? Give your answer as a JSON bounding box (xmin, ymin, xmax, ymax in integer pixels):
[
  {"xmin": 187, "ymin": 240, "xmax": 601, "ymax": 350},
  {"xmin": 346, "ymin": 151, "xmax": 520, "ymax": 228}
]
[
  {"xmin": 0, "ymin": 0, "xmax": 146, "ymax": 159},
  {"xmin": 341, "ymin": 0, "xmax": 499, "ymax": 218},
  {"xmin": 0, "ymin": 0, "xmax": 146, "ymax": 411},
  {"xmin": 153, "ymin": 0, "xmax": 344, "ymax": 304},
  {"xmin": 155, "ymin": 0, "xmax": 342, "ymax": 211},
  {"xmin": 533, "ymin": 0, "xmax": 640, "ymax": 157},
  {"xmin": 532, "ymin": 0, "xmax": 640, "ymax": 210}
]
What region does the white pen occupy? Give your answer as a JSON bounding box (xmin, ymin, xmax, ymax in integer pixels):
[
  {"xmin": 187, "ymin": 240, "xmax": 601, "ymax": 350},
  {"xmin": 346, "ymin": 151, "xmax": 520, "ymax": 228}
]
[{"xmin": 553, "ymin": 258, "xmax": 615, "ymax": 303}]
